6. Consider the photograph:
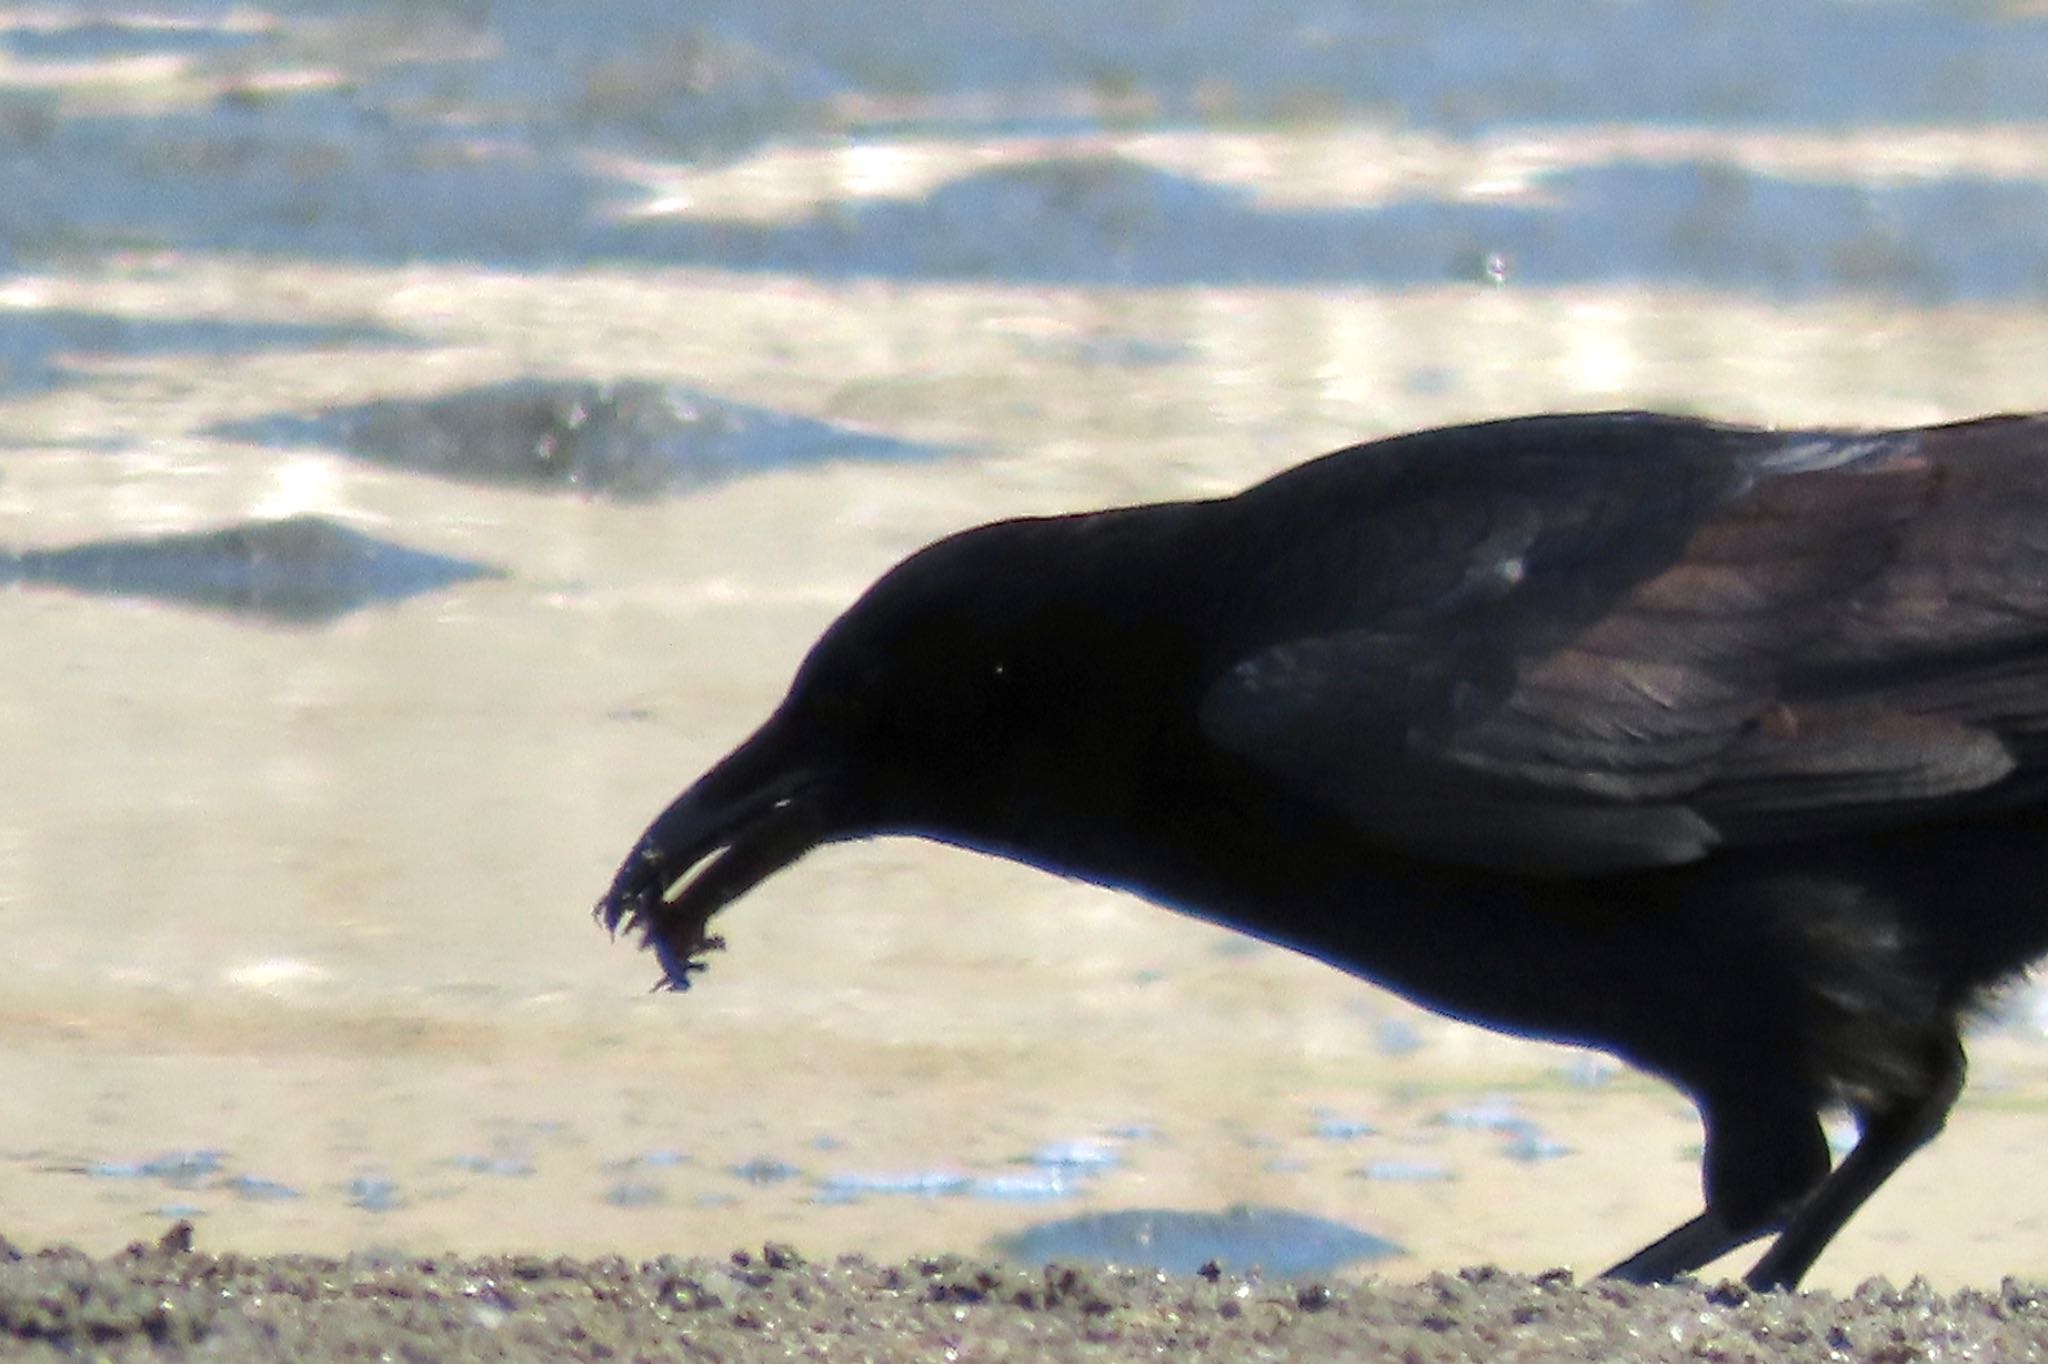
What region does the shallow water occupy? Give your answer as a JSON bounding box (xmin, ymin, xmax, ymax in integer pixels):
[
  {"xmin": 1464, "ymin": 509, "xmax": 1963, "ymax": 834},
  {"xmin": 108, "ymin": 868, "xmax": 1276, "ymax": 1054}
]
[
  {"xmin": 0, "ymin": 515, "xmax": 500, "ymax": 621},
  {"xmin": 3, "ymin": 0, "xmax": 2048, "ymax": 1291},
  {"xmin": 213, "ymin": 379, "xmax": 951, "ymax": 499}
]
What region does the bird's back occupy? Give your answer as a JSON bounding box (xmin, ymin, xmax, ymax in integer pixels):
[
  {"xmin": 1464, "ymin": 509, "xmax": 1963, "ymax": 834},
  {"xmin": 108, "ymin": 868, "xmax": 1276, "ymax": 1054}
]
[{"xmin": 1189, "ymin": 410, "xmax": 2048, "ymax": 878}]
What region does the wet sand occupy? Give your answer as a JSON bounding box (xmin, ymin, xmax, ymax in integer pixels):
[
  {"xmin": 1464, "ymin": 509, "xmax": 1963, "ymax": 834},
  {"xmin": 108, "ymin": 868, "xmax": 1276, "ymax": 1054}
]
[
  {"xmin": 7, "ymin": 977, "xmax": 2048, "ymax": 1284},
  {"xmin": 6, "ymin": 261, "xmax": 2048, "ymax": 1295}
]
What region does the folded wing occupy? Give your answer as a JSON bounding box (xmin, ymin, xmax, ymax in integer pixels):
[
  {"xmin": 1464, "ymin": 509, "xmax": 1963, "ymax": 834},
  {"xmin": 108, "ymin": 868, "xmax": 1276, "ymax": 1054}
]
[{"xmin": 1201, "ymin": 414, "xmax": 2048, "ymax": 875}]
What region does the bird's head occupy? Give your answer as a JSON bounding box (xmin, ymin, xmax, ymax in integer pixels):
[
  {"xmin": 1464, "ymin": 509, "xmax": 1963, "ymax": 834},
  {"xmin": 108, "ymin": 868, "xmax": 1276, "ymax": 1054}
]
[{"xmin": 595, "ymin": 509, "xmax": 1197, "ymax": 989}]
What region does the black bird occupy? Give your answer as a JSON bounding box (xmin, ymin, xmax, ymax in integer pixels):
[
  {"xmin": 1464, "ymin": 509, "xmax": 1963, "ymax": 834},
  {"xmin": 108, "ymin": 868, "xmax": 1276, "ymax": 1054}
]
[{"xmin": 596, "ymin": 409, "xmax": 2048, "ymax": 1290}]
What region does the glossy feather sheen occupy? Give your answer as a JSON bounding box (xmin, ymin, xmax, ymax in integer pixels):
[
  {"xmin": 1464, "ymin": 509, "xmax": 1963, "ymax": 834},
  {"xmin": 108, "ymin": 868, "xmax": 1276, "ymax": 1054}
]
[{"xmin": 1203, "ymin": 414, "xmax": 2048, "ymax": 871}]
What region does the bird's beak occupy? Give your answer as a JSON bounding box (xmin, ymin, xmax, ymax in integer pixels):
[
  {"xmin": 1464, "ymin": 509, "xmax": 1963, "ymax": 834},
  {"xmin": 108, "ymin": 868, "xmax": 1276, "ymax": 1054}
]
[{"xmin": 595, "ymin": 713, "xmax": 827, "ymax": 990}]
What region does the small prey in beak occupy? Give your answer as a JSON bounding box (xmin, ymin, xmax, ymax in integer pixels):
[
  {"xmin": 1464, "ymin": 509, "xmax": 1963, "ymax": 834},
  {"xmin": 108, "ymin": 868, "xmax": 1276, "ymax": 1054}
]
[{"xmin": 595, "ymin": 717, "xmax": 824, "ymax": 989}]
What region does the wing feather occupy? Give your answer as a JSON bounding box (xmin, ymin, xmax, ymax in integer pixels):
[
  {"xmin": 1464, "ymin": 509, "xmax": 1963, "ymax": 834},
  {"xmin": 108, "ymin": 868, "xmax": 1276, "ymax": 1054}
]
[{"xmin": 1201, "ymin": 414, "xmax": 2048, "ymax": 876}]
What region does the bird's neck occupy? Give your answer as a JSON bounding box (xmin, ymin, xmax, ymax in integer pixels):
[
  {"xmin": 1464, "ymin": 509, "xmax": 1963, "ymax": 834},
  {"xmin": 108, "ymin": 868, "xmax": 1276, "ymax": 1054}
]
[{"xmin": 971, "ymin": 777, "xmax": 1643, "ymax": 1051}]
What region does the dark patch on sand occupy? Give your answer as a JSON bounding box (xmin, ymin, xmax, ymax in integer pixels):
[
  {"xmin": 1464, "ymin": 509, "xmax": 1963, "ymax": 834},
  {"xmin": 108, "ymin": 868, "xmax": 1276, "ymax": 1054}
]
[
  {"xmin": 215, "ymin": 380, "xmax": 946, "ymax": 500},
  {"xmin": 0, "ymin": 516, "xmax": 501, "ymax": 623}
]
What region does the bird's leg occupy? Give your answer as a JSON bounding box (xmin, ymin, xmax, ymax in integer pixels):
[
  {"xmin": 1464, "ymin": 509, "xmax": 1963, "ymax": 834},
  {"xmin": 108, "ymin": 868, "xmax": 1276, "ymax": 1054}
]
[
  {"xmin": 1743, "ymin": 1034, "xmax": 1966, "ymax": 1292},
  {"xmin": 1603, "ymin": 1208, "xmax": 1759, "ymax": 1284},
  {"xmin": 1603, "ymin": 1091, "xmax": 1830, "ymax": 1284}
]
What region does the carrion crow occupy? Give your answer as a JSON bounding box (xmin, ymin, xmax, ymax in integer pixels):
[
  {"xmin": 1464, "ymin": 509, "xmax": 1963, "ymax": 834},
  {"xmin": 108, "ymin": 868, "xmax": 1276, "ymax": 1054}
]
[{"xmin": 596, "ymin": 409, "xmax": 2048, "ymax": 1289}]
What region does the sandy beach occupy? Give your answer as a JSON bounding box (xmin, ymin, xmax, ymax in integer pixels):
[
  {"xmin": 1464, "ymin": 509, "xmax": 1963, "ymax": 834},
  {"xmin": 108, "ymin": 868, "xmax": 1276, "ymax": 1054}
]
[{"xmin": 6, "ymin": 263, "xmax": 2048, "ymax": 1294}]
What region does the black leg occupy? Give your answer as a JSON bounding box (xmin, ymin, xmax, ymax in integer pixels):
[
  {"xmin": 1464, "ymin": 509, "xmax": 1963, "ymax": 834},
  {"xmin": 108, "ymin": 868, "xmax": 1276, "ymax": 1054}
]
[
  {"xmin": 1744, "ymin": 1035, "xmax": 1966, "ymax": 1292},
  {"xmin": 1603, "ymin": 1092, "xmax": 1830, "ymax": 1284},
  {"xmin": 1605, "ymin": 1209, "xmax": 1756, "ymax": 1283}
]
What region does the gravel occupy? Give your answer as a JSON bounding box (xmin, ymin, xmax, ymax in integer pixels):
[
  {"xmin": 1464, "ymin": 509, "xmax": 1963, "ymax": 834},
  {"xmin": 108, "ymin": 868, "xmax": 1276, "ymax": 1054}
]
[{"xmin": 3, "ymin": 1224, "xmax": 2045, "ymax": 1362}]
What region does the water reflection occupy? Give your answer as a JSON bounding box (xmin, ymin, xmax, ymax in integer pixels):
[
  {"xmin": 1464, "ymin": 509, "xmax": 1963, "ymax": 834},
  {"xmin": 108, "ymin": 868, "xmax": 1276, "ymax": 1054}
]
[
  {"xmin": 636, "ymin": 153, "xmax": 2048, "ymax": 300},
  {"xmin": 0, "ymin": 308, "xmax": 409, "ymax": 398},
  {"xmin": 3, "ymin": 2, "xmax": 2046, "ymax": 284},
  {"xmin": 995, "ymin": 1205, "xmax": 1399, "ymax": 1277}
]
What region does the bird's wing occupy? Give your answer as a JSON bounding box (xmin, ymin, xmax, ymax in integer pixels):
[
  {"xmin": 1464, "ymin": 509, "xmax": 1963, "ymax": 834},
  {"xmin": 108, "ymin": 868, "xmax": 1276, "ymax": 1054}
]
[{"xmin": 1199, "ymin": 415, "xmax": 2048, "ymax": 876}]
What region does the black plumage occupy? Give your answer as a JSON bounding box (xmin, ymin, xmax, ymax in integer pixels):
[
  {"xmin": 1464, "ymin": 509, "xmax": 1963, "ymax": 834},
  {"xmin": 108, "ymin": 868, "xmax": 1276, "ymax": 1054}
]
[{"xmin": 597, "ymin": 409, "xmax": 2048, "ymax": 1289}]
